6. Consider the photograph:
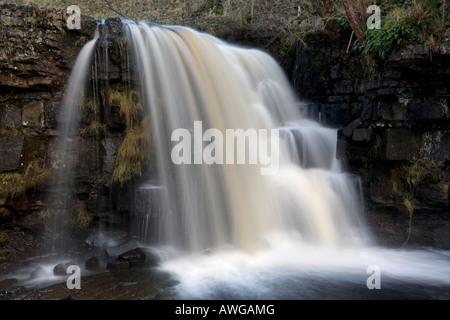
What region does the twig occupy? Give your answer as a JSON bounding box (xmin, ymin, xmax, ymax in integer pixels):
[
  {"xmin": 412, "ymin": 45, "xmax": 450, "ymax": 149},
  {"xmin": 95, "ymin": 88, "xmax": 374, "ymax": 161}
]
[
  {"xmin": 0, "ymin": 90, "xmax": 14, "ymax": 102},
  {"xmin": 346, "ymin": 31, "xmax": 354, "ymax": 53},
  {"xmin": 401, "ymin": 212, "xmax": 413, "ymax": 247},
  {"xmin": 103, "ymin": 0, "xmax": 130, "ymax": 19}
]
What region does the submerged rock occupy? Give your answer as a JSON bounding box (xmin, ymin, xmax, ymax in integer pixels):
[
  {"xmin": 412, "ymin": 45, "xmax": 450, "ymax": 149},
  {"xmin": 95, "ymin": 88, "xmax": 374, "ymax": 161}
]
[
  {"xmin": 118, "ymin": 247, "xmax": 161, "ymax": 268},
  {"xmin": 106, "ymin": 258, "xmax": 130, "ymax": 270},
  {"xmin": 85, "ymin": 256, "xmax": 100, "ymax": 271}
]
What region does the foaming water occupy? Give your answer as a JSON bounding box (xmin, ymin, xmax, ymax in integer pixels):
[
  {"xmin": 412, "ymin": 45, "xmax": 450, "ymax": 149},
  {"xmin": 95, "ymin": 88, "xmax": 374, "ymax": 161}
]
[
  {"xmin": 158, "ymin": 241, "xmax": 450, "ymax": 299},
  {"xmin": 20, "ymin": 20, "xmax": 449, "ymax": 300},
  {"xmin": 123, "ymin": 21, "xmax": 369, "ymax": 252},
  {"xmin": 121, "ymin": 21, "xmax": 450, "ymax": 299}
]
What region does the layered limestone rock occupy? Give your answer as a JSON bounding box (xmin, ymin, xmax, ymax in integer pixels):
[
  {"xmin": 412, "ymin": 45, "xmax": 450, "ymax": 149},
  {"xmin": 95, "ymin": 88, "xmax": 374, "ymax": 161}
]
[{"xmin": 294, "ymin": 30, "xmax": 450, "ymax": 248}]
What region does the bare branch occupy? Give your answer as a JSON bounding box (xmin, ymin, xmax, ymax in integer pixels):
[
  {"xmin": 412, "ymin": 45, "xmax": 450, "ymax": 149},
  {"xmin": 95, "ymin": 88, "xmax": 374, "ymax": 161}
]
[
  {"xmin": 343, "ymin": 0, "xmax": 365, "ymax": 44},
  {"xmin": 103, "ymin": 0, "xmax": 131, "ymax": 19}
]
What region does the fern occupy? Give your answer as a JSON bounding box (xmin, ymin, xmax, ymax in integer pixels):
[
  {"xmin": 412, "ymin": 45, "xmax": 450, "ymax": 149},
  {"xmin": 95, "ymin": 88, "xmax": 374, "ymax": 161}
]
[{"xmin": 358, "ymin": 19, "xmax": 409, "ymax": 59}]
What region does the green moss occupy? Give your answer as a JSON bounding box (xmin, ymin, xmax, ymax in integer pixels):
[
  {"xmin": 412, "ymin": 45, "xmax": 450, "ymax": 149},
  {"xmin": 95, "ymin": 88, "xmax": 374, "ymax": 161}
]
[
  {"xmin": 111, "ymin": 118, "xmax": 151, "ymax": 186},
  {"xmin": 85, "ymin": 97, "xmax": 101, "ymax": 115},
  {"xmin": 80, "ymin": 120, "xmax": 107, "ymax": 138},
  {"xmin": 37, "ymin": 209, "xmax": 50, "ymax": 220},
  {"xmin": 0, "ymin": 160, "xmax": 56, "ymax": 198},
  {"xmin": 401, "ymin": 161, "xmax": 426, "ymax": 191},
  {"xmin": 74, "ymin": 202, "xmax": 91, "ymax": 229},
  {"xmin": 0, "ymin": 125, "xmax": 30, "ymax": 137},
  {"xmin": 0, "ymin": 231, "xmax": 9, "ymax": 246},
  {"xmin": 0, "ymin": 172, "xmax": 26, "ymax": 198},
  {"xmin": 109, "ymin": 89, "xmax": 143, "ymax": 129},
  {"xmin": 205, "ymin": 0, "xmax": 223, "ymax": 15},
  {"xmin": 72, "ymin": 35, "xmax": 88, "ymax": 48},
  {"xmin": 388, "ymin": 160, "xmax": 430, "ymax": 245}
]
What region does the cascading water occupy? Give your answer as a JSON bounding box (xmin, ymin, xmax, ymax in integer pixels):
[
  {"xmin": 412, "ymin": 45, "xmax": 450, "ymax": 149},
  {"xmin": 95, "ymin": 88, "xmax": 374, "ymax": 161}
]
[
  {"xmin": 120, "ymin": 21, "xmax": 450, "ymax": 299},
  {"xmin": 13, "ymin": 18, "xmax": 449, "ymax": 299},
  {"xmin": 47, "ymin": 27, "xmax": 100, "ymax": 252},
  {"xmin": 123, "ymin": 21, "xmax": 369, "ymax": 252}
]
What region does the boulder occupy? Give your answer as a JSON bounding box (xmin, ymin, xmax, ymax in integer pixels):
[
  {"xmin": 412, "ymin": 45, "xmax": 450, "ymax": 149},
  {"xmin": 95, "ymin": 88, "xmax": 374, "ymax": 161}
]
[
  {"xmin": 85, "ymin": 256, "xmax": 100, "ymax": 271},
  {"xmin": 342, "ymin": 118, "xmax": 363, "ymax": 137},
  {"xmin": 53, "ymin": 260, "xmax": 77, "ymax": 276},
  {"xmin": 352, "ymin": 128, "xmax": 375, "ymax": 142},
  {"xmin": 119, "ymin": 248, "xmax": 145, "ymax": 268},
  {"xmin": 103, "ymin": 241, "xmax": 139, "ymax": 260},
  {"xmin": 138, "ymin": 247, "xmax": 161, "ymax": 267},
  {"xmin": 118, "ymin": 247, "xmax": 161, "ymax": 268}
]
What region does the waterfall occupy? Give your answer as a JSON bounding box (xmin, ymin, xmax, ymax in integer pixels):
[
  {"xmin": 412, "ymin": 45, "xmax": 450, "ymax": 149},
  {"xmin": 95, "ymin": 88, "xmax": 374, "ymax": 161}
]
[
  {"xmin": 47, "ymin": 27, "xmax": 100, "ymax": 252},
  {"xmin": 122, "ymin": 21, "xmax": 370, "ymax": 253},
  {"xmin": 12, "ymin": 17, "xmax": 450, "ymax": 300},
  {"xmin": 118, "ymin": 24, "xmax": 450, "ymax": 298}
]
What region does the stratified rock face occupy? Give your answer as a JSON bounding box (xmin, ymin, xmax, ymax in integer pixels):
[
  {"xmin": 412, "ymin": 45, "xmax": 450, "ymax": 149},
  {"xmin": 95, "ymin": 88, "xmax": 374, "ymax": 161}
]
[
  {"xmin": 0, "ymin": 136, "xmax": 24, "ymax": 172},
  {"xmin": 0, "ymin": 3, "xmax": 131, "ymax": 249},
  {"xmin": 0, "ymin": 4, "xmax": 97, "ymax": 91},
  {"xmin": 0, "ymin": 3, "xmax": 449, "ymax": 251},
  {"xmin": 293, "ymin": 31, "xmax": 450, "ymax": 247}
]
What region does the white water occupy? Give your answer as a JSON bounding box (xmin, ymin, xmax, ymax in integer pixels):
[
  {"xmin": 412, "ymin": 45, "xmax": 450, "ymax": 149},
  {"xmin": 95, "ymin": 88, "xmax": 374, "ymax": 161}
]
[
  {"xmin": 48, "ymin": 28, "xmax": 100, "ymax": 251},
  {"xmin": 124, "ymin": 21, "xmax": 369, "ymax": 252},
  {"xmin": 119, "ymin": 21, "xmax": 450, "ymax": 299},
  {"xmin": 13, "ymin": 20, "xmax": 446, "ymax": 299}
]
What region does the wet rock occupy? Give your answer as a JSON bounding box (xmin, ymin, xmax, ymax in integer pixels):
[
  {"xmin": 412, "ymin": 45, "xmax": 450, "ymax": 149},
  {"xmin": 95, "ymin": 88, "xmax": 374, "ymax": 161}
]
[
  {"xmin": 30, "ymin": 266, "xmax": 46, "ymax": 279},
  {"xmin": 79, "ymin": 15, "xmax": 98, "ymax": 38},
  {"xmin": 385, "ymin": 129, "xmax": 416, "ymax": 160},
  {"xmin": 85, "ymin": 230, "xmax": 127, "ymax": 248},
  {"xmin": 434, "ymin": 226, "xmax": 450, "ymax": 249},
  {"xmin": 21, "ymin": 101, "xmax": 44, "ymax": 128},
  {"xmin": 105, "ymin": 17, "xmax": 123, "ymax": 37},
  {"xmin": 119, "ymin": 248, "xmax": 145, "ymax": 268},
  {"xmin": 119, "ymin": 247, "xmax": 160, "ymax": 268},
  {"xmin": 21, "ymin": 268, "xmax": 178, "ymax": 300},
  {"xmin": 0, "ymin": 278, "xmax": 18, "ymax": 290},
  {"xmin": 342, "ymin": 118, "xmax": 363, "ymax": 137},
  {"xmin": 352, "ymin": 128, "xmax": 375, "ymax": 142},
  {"xmin": 0, "ymin": 104, "xmax": 21, "ymax": 126},
  {"xmin": 0, "ymin": 285, "xmax": 24, "ymax": 300},
  {"xmin": 85, "ymin": 256, "xmax": 100, "ymax": 271},
  {"xmin": 104, "ymin": 241, "xmax": 139, "ymax": 260},
  {"xmin": 106, "ymin": 258, "xmax": 130, "ymax": 270},
  {"xmin": 53, "ymin": 261, "xmax": 77, "ymax": 276},
  {"xmin": 416, "ymin": 180, "xmax": 449, "ymax": 208},
  {"xmin": 139, "ymin": 247, "xmax": 162, "ymax": 267},
  {"xmin": 0, "ymin": 207, "xmax": 14, "ymax": 220},
  {"xmin": 0, "ymin": 136, "xmax": 24, "ymax": 172}
]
